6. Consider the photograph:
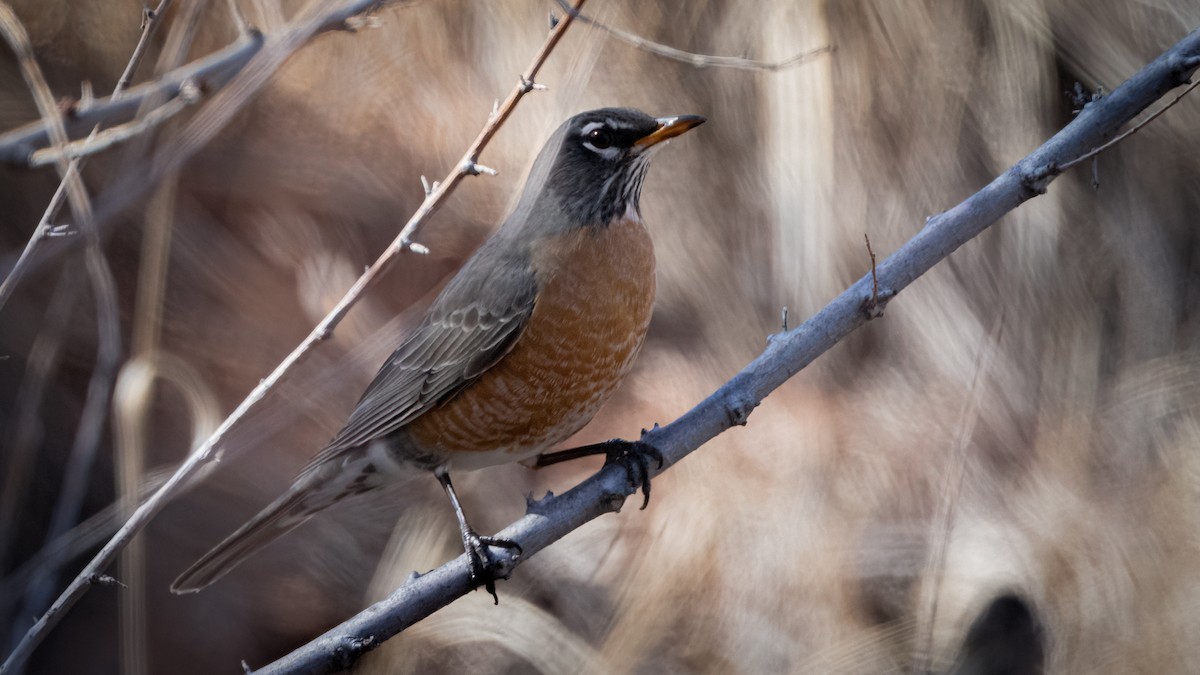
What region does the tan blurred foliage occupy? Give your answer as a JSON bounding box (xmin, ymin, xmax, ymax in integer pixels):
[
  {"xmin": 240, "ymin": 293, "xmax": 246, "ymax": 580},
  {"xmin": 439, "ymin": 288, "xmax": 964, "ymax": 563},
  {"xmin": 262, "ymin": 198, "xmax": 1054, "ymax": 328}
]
[{"xmin": 3, "ymin": 0, "xmax": 1200, "ymax": 673}]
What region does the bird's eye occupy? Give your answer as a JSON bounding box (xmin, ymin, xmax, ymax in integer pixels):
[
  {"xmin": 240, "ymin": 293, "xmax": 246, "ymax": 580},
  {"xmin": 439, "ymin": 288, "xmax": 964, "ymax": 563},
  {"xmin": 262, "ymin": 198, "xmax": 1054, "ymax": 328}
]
[{"xmin": 587, "ymin": 128, "xmax": 614, "ymax": 150}]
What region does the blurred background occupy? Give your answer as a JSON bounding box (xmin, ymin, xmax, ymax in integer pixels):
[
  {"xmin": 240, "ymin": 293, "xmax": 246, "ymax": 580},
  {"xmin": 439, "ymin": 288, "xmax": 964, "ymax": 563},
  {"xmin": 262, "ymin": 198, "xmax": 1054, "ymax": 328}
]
[{"xmin": 3, "ymin": 0, "xmax": 1200, "ymax": 672}]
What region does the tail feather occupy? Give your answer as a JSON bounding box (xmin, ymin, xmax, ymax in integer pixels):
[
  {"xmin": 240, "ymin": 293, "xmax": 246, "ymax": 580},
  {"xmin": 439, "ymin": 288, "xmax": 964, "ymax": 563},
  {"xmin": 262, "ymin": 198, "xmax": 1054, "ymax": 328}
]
[{"xmin": 170, "ymin": 483, "xmax": 319, "ymax": 594}]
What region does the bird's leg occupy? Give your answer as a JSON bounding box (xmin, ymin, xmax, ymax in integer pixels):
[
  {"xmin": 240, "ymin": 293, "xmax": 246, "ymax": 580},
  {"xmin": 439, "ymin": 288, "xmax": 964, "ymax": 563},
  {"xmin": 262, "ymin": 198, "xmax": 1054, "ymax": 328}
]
[
  {"xmin": 434, "ymin": 467, "xmax": 521, "ymax": 604},
  {"xmin": 533, "ymin": 437, "xmax": 663, "ymax": 510}
]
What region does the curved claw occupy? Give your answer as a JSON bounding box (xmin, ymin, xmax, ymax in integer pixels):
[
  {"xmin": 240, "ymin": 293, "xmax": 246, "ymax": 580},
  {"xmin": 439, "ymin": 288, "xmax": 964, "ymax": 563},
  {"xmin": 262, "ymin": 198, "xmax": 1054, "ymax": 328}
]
[
  {"xmin": 462, "ymin": 531, "xmax": 522, "ymax": 604},
  {"xmin": 604, "ymin": 440, "xmax": 664, "ymax": 509}
]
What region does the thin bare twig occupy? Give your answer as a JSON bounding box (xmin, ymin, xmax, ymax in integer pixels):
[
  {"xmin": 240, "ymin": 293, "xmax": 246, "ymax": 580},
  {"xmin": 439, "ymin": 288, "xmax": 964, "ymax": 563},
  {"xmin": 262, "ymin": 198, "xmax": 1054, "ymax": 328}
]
[
  {"xmin": 118, "ymin": 1, "xmax": 174, "ymax": 92},
  {"xmin": 555, "ymin": 0, "xmax": 830, "ymax": 72},
  {"xmin": 0, "ymin": 28, "xmax": 255, "ymax": 165},
  {"xmin": 255, "ymin": 26, "xmax": 1200, "ymax": 675},
  {"xmin": 27, "ymin": 81, "xmax": 198, "ymax": 167},
  {"xmin": 864, "ymin": 233, "xmax": 879, "ymax": 311},
  {"xmin": 0, "ymin": 2, "xmax": 585, "ymax": 671},
  {"xmin": 0, "ymin": 0, "xmax": 174, "ymax": 312}
]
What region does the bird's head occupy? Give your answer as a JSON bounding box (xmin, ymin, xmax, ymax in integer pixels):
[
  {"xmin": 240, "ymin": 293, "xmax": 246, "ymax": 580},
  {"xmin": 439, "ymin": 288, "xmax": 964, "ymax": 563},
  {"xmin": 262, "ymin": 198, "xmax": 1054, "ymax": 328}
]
[{"xmin": 516, "ymin": 108, "xmax": 706, "ymax": 231}]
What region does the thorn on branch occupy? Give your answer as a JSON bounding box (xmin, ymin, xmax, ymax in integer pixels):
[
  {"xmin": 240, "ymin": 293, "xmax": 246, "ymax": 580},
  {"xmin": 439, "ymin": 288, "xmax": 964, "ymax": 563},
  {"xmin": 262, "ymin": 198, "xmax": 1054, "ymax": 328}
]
[
  {"xmin": 46, "ymin": 224, "xmax": 75, "ymax": 237},
  {"xmin": 548, "ymin": 11, "xmax": 559, "ymax": 31},
  {"xmin": 85, "ymin": 573, "xmax": 127, "ymax": 588},
  {"xmin": 461, "ymin": 160, "xmax": 497, "ymax": 177},
  {"xmin": 419, "ymin": 175, "xmax": 439, "ymax": 197},
  {"xmin": 781, "ymin": 306, "xmax": 789, "ymax": 332},
  {"xmin": 519, "ymin": 76, "xmax": 547, "ymax": 93},
  {"xmin": 79, "ymin": 81, "xmax": 94, "ymax": 113},
  {"xmin": 406, "ymin": 241, "xmax": 430, "ymax": 255}
]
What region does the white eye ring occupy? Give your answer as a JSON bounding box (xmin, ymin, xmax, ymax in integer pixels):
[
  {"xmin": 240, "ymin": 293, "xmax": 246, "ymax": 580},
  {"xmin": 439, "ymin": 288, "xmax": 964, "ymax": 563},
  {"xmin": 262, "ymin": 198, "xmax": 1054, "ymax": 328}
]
[{"xmin": 581, "ymin": 122, "xmax": 621, "ymax": 159}]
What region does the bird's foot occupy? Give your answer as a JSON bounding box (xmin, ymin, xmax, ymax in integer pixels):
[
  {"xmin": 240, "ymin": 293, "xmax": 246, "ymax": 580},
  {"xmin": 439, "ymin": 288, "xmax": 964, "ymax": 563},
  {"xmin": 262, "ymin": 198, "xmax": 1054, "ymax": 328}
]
[
  {"xmin": 462, "ymin": 530, "xmax": 522, "ymax": 604},
  {"xmin": 603, "ymin": 439, "xmax": 664, "ymax": 510}
]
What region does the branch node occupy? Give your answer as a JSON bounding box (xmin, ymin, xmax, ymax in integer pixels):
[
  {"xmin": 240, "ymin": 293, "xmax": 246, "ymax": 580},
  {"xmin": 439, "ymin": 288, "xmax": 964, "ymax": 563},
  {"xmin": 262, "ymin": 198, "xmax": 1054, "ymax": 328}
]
[
  {"xmin": 724, "ymin": 394, "xmax": 758, "ymax": 427},
  {"xmin": 1066, "ymin": 81, "xmax": 1104, "ymax": 115},
  {"xmin": 178, "ymin": 78, "xmax": 203, "ymax": 105},
  {"xmin": 525, "ymin": 491, "xmax": 556, "ymax": 515},
  {"xmin": 1172, "ymin": 54, "xmax": 1200, "ymax": 83},
  {"xmin": 601, "ymin": 490, "xmax": 626, "ymax": 514},
  {"xmin": 1021, "ymin": 164, "xmax": 1055, "ymax": 196},
  {"xmin": 331, "ymin": 636, "xmax": 376, "ymax": 670}
]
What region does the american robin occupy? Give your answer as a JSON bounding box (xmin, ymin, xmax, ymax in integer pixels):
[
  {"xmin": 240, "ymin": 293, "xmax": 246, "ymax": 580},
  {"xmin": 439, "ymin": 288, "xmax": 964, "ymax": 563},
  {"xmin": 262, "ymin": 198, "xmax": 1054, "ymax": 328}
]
[{"xmin": 171, "ymin": 107, "xmax": 705, "ymax": 597}]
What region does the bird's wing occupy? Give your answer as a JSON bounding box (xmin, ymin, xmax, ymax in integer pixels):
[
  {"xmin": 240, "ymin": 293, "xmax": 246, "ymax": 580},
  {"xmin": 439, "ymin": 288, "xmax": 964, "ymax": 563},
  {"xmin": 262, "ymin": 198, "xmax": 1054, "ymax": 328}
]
[{"xmin": 300, "ymin": 245, "xmax": 538, "ymax": 475}]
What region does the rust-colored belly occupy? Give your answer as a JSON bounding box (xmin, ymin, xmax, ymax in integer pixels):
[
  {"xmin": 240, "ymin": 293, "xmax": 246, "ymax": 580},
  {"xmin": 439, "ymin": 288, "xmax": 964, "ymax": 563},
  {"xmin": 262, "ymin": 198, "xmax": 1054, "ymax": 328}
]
[{"xmin": 405, "ymin": 217, "xmax": 656, "ymax": 469}]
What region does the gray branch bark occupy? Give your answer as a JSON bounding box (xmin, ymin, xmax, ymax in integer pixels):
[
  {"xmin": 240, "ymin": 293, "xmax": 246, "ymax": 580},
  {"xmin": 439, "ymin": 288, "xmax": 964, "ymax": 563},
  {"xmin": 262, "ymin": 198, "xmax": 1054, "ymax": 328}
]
[{"xmin": 254, "ymin": 26, "xmax": 1200, "ymax": 675}]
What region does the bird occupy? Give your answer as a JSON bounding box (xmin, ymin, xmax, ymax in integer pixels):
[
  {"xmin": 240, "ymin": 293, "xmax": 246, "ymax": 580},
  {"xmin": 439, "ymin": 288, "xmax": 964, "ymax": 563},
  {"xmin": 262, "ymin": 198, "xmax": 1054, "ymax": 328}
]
[{"xmin": 171, "ymin": 107, "xmax": 705, "ymax": 598}]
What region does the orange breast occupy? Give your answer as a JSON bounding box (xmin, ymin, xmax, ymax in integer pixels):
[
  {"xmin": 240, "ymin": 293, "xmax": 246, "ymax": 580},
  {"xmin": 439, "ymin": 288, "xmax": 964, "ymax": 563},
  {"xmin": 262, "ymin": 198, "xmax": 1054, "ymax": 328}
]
[{"xmin": 405, "ymin": 217, "xmax": 656, "ymax": 469}]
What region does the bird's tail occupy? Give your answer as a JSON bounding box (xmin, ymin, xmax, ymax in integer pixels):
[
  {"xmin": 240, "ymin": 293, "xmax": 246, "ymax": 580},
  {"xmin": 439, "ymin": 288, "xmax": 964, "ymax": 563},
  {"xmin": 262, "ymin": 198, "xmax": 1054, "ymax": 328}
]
[{"xmin": 170, "ymin": 477, "xmax": 322, "ymax": 594}]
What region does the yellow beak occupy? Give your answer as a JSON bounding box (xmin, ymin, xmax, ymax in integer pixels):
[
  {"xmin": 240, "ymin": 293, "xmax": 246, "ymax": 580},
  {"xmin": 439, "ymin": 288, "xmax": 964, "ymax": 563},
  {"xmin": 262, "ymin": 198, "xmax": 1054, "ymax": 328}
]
[{"xmin": 634, "ymin": 114, "xmax": 707, "ymax": 148}]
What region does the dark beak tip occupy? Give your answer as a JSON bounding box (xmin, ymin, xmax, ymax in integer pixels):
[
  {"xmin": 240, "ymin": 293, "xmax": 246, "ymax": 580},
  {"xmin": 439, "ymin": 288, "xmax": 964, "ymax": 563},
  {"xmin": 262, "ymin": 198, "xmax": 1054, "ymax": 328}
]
[{"xmin": 660, "ymin": 114, "xmax": 707, "ymax": 128}]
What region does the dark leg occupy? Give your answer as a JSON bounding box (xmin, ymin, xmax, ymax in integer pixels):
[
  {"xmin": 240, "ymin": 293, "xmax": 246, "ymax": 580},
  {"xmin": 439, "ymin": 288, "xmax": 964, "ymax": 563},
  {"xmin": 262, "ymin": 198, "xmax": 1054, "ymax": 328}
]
[
  {"xmin": 534, "ymin": 438, "xmax": 664, "ymax": 510},
  {"xmin": 434, "ymin": 467, "xmax": 522, "ymax": 604}
]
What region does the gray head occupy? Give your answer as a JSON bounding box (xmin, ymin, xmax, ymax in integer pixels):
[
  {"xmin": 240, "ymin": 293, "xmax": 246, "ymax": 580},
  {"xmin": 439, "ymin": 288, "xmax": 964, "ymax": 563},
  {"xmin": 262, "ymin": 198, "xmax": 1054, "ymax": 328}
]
[{"xmin": 508, "ymin": 108, "xmax": 706, "ymax": 232}]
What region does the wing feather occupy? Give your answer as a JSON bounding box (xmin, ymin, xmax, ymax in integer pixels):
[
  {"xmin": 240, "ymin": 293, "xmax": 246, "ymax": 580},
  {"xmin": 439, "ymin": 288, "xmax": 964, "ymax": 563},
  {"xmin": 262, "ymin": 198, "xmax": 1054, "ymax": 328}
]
[{"xmin": 300, "ymin": 243, "xmax": 537, "ymax": 475}]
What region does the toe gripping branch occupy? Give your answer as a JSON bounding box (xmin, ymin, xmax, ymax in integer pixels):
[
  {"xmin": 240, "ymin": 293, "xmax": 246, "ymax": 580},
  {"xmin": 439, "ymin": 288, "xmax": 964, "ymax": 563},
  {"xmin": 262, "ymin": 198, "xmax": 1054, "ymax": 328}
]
[
  {"xmin": 435, "ymin": 467, "xmax": 522, "ymax": 604},
  {"xmin": 535, "ymin": 434, "xmax": 664, "ymax": 510}
]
